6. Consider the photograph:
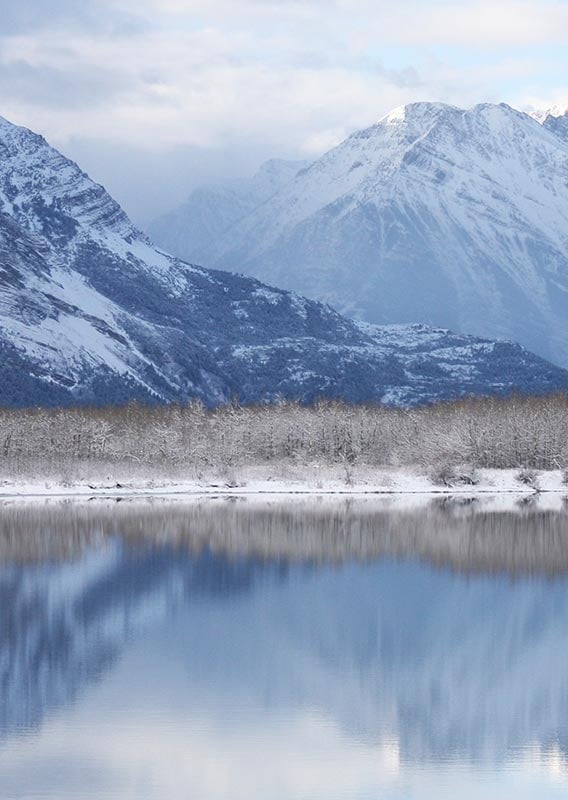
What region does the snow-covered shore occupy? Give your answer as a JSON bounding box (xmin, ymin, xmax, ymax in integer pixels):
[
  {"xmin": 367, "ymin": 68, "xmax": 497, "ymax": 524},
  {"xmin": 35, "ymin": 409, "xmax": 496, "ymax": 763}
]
[{"xmin": 0, "ymin": 466, "xmax": 566, "ymax": 500}]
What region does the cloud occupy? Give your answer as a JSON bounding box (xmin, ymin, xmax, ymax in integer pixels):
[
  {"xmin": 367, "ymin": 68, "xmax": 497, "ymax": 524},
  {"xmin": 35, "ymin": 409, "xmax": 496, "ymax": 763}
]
[
  {"xmin": 0, "ymin": 0, "xmax": 94, "ymax": 33},
  {"xmin": 0, "ymin": 0, "xmax": 565, "ymax": 222},
  {"xmin": 0, "ymin": 59, "xmax": 134, "ymax": 110},
  {"xmin": 0, "ymin": 0, "xmax": 146, "ymax": 35},
  {"xmin": 0, "ymin": 22, "xmax": 473, "ymax": 150},
  {"xmin": 131, "ymin": 0, "xmax": 568, "ymax": 48}
]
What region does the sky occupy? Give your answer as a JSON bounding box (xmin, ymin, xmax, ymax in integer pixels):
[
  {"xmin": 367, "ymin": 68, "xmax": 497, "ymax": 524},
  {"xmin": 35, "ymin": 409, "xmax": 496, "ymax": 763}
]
[{"xmin": 0, "ymin": 0, "xmax": 567, "ymax": 224}]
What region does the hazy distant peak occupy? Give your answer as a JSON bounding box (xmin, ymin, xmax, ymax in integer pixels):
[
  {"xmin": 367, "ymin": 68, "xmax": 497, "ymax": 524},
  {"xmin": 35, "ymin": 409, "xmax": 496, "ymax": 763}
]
[
  {"xmin": 256, "ymin": 157, "xmax": 310, "ymax": 176},
  {"xmin": 529, "ymin": 103, "xmax": 568, "ymax": 124},
  {"xmin": 148, "ymin": 155, "xmax": 312, "ymax": 264}
]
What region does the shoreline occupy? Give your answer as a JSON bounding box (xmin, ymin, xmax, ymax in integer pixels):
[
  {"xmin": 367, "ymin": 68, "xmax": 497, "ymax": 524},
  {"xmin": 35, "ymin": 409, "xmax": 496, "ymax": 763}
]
[{"xmin": 1, "ymin": 468, "xmax": 566, "ymax": 501}]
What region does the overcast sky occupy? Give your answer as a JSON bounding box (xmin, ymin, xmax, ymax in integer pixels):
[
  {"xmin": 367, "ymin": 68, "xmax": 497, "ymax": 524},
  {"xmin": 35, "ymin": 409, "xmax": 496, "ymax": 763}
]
[{"xmin": 1, "ymin": 0, "xmax": 567, "ymax": 224}]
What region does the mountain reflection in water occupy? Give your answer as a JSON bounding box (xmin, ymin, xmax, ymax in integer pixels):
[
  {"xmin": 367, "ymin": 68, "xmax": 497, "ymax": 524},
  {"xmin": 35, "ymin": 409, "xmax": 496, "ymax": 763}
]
[{"xmin": 0, "ymin": 496, "xmax": 567, "ymax": 800}]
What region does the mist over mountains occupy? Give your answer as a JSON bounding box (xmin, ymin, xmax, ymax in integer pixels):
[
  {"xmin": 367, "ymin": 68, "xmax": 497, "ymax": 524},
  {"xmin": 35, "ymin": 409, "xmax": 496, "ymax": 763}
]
[{"xmin": 149, "ymin": 159, "xmax": 310, "ymax": 268}]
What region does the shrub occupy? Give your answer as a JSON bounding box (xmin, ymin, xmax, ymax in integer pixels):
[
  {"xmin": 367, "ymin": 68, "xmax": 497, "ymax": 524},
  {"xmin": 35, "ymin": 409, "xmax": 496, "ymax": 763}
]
[
  {"xmin": 515, "ymin": 468, "xmax": 540, "ymax": 489},
  {"xmin": 430, "ymin": 465, "xmax": 458, "ymax": 487},
  {"xmin": 430, "ymin": 465, "xmax": 479, "ymax": 488}
]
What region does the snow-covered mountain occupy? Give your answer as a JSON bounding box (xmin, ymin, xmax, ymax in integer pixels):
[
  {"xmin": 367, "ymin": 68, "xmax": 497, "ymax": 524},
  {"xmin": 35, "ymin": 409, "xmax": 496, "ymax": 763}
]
[
  {"xmin": 541, "ymin": 104, "xmax": 568, "ymax": 145},
  {"xmin": 1, "ymin": 113, "xmax": 568, "ymax": 408},
  {"xmin": 151, "ymin": 102, "xmax": 568, "ymax": 367},
  {"xmin": 148, "ymin": 158, "xmax": 310, "ymax": 266},
  {"xmin": 530, "ymin": 103, "xmax": 568, "ymax": 124}
]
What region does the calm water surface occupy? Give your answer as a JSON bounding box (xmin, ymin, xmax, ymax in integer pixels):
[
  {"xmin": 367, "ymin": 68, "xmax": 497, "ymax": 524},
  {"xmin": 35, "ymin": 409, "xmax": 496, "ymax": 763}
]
[{"xmin": 0, "ymin": 496, "xmax": 567, "ymax": 799}]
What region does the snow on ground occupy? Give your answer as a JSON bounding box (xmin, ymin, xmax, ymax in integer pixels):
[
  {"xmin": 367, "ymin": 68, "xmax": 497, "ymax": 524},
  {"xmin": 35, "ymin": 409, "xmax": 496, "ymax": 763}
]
[{"xmin": 0, "ymin": 467, "xmax": 566, "ymax": 502}]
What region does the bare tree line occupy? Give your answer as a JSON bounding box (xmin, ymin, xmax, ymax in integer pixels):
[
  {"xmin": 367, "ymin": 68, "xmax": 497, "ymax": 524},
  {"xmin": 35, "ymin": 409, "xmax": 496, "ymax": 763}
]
[{"xmin": 1, "ymin": 394, "xmax": 568, "ymax": 475}]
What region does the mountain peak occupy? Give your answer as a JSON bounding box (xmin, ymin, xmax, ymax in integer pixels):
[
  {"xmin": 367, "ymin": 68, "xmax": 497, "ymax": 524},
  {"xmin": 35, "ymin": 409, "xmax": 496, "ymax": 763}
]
[
  {"xmin": 529, "ymin": 103, "xmax": 568, "ymax": 123},
  {"xmin": 365, "ymin": 102, "xmax": 534, "ymax": 152},
  {"xmin": 256, "ymin": 157, "xmax": 309, "ymax": 175},
  {"xmin": 156, "ymin": 100, "xmax": 568, "ymax": 369},
  {"xmin": 0, "ymin": 113, "xmax": 28, "ymax": 133},
  {"xmin": 0, "ymin": 113, "xmax": 137, "ymax": 240},
  {"xmin": 380, "ymin": 101, "xmax": 459, "ymax": 125},
  {"xmin": 0, "ymin": 113, "xmax": 48, "ymax": 152},
  {"xmin": 379, "ymin": 101, "xmax": 533, "ymax": 136}
]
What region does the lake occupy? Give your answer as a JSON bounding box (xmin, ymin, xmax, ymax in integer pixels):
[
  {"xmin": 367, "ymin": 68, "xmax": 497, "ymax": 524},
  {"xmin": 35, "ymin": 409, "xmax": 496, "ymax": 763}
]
[{"xmin": 0, "ymin": 496, "xmax": 567, "ymax": 799}]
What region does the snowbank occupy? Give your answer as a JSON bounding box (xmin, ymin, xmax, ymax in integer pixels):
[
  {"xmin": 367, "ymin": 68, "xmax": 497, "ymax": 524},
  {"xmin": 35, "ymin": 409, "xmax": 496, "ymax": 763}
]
[{"xmin": 0, "ymin": 466, "xmax": 566, "ymax": 501}]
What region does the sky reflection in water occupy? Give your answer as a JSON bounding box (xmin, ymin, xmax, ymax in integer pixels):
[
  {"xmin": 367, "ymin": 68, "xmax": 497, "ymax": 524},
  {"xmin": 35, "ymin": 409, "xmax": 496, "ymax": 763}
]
[{"xmin": 0, "ymin": 497, "xmax": 567, "ymax": 799}]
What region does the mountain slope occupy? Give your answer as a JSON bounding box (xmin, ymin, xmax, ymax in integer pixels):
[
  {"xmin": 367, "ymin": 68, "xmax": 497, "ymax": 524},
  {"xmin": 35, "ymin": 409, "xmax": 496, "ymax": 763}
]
[
  {"xmin": 540, "ymin": 104, "xmax": 568, "ymax": 145},
  {"xmin": 148, "ymin": 158, "xmax": 309, "ymax": 265},
  {"xmin": 1, "ymin": 114, "xmax": 568, "ymax": 408},
  {"xmin": 154, "ymin": 102, "xmax": 568, "ymax": 367}
]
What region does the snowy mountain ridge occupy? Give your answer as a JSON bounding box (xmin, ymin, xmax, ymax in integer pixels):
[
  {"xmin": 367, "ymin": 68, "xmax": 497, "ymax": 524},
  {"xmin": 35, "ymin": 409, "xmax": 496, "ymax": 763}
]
[
  {"xmin": 0, "ymin": 115, "xmax": 135, "ymax": 240},
  {"xmin": 530, "ymin": 103, "xmax": 568, "ymax": 124},
  {"xmin": 539, "ymin": 104, "xmax": 568, "ymax": 146},
  {"xmin": 1, "ymin": 113, "xmax": 568, "ymax": 408},
  {"xmin": 151, "ymin": 102, "xmax": 568, "ymax": 367}
]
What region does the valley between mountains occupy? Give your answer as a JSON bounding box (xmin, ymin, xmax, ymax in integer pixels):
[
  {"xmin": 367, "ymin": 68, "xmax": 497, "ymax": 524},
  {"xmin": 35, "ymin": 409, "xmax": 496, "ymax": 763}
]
[{"xmin": 1, "ymin": 108, "xmax": 568, "ymax": 408}]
